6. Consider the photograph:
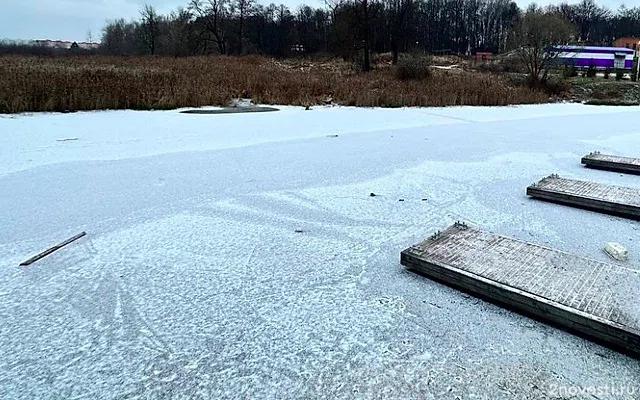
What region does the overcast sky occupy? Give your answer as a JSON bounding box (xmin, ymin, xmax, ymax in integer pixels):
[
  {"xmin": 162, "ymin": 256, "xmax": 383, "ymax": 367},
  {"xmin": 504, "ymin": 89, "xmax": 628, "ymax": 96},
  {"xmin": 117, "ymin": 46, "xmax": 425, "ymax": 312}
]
[{"xmin": 0, "ymin": 0, "xmax": 631, "ymax": 42}]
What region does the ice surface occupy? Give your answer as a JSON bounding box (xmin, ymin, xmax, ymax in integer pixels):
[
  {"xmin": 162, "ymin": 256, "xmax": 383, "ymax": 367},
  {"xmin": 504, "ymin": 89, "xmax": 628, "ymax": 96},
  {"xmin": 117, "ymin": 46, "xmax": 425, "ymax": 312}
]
[{"xmin": 1, "ymin": 104, "xmax": 639, "ymax": 399}]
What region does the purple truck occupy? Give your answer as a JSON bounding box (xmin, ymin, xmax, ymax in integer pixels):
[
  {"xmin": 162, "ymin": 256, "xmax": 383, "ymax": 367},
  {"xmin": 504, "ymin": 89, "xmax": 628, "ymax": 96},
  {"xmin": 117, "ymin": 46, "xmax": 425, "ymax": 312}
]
[{"xmin": 549, "ymin": 45, "xmax": 635, "ymax": 70}]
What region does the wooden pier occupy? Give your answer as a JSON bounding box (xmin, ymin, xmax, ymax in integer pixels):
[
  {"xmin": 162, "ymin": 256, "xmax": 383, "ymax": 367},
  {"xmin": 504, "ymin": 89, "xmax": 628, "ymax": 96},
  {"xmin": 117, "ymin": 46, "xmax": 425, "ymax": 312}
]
[
  {"xmin": 582, "ymin": 152, "xmax": 640, "ymax": 174},
  {"xmin": 526, "ymin": 175, "xmax": 640, "ymax": 219},
  {"xmin": 401, "ymin": 223, "xmax": 640, "ymax": 357}
]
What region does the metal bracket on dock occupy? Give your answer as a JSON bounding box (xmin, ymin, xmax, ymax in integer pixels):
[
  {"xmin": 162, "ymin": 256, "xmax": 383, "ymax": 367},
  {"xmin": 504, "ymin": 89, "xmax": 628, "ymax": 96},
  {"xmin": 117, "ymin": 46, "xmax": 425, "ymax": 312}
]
[
  {"xmin": 454, "ymin": 221, "xmax": 469, "ymax": 230},
  {"xmin": 429, "ymin": 230, "xmax": 441, "ymax": 240},
  {"xmin": 539, "ymin": 174, "xmax": 560, "ymax": 184}
]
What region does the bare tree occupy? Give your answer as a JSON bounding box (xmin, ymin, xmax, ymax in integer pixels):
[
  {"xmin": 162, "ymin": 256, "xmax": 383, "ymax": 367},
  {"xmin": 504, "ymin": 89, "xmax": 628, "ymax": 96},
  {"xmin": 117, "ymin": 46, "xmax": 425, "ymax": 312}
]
[
  {"xmin": 353, "ymin": 0, "xmax": 376, "ymax": 71},
  {"xmin": 385, "ymin": 0, "xmax": 415, "ymax": 64},
  {"xmin": 573, "ymin": 0, "xmax": 609, "ymax": 42},
  {"xmin": 512, "ymin": 10, "xmax": 576, "ymax": 86},
  {"xmin": 190, "ymin": 0, "xmax": 230, "ymax": 54},
  {"xmin": 140, "ymin": 4, "xmax": 160, "ymax": 55},
  {"xmin": 231, "ymin": 0, "xmax": 256, "ymax": 54},
  {"xmin": 166, "ymin": 8, "xmax": 196, "ymax": 56},
  {"xmin": 325, "ymin": 0, "xmax": 357, "ymax": 61},
  {"xmin": 101, "ymin": 18, "xmax": 138, "ymax": 55}
]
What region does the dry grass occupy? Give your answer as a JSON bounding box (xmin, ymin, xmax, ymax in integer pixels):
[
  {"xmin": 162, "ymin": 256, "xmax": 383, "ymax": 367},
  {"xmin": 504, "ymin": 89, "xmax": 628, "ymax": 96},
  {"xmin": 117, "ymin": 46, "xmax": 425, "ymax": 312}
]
[
  {"xmin": 584, "ymin": 99, "xmax": 640, "ymax": 106},
  {"xmin": 0, "ymin": 55, "xmax": 549, "ymax": 113}
]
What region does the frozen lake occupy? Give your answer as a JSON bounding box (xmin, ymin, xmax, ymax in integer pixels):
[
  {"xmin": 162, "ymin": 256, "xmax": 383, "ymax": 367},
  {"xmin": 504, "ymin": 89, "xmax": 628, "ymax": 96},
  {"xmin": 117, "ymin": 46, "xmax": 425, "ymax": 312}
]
[{"xmin": 1, "ymin": 104, "xmax": 639, "ymax": 399}]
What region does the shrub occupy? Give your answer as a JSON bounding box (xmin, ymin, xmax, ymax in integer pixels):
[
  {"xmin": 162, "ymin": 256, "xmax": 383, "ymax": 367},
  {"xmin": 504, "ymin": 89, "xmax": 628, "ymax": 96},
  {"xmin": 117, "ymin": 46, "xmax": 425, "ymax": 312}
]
[
  {"xmin": 586, "ymin": 65, "xmax": 597, "ymax": 78},
  {"xmin": 585, "ymin": 99, "xmax": 640, "ymax": 106},
  {"xmin": 542, "ymin": 76, "xmax": 570, "ymax": 96},
  {"xmin": 476, "ymin": 59, "xmax": 524, "ymax": 74},
  {"xmin": 475, "ymin": 62, "xmax": 498, "ymax": 73},
  {"xmin": 603, "ymin": 68, "xmax": 611, "ymax": 79},
  {"xmin": 562, "ymin": 65, "xmax": 578, "ymax": 78},
  {"xmin": 616, "ymin": 70, "xmax": 624, "ymax": 80},
  {"xmin": 506, "ymin": 73, "xmax": 529, "ymax": 87},
  {"xmin": 376, "ymin": 52, "xmax": 393, "ymax": 64},
  {"xmin": 502, "ymin": 58, "xmax": 526, "ymax": 73},
  {"xmin": 395, "ymin": 57, "xmax": 432, "ymax": 81},
  {"xmin": 353, "ymin": 49, "xmax": 370, "ymax": 71}
]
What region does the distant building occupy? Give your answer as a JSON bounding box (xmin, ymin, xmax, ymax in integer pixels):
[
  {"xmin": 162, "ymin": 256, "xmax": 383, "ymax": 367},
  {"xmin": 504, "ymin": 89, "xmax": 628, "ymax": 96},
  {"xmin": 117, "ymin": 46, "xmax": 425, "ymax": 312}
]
[
  {"xmin": 613, "ymin": 37, "xmax": 640, "ymax": 51},
  {"xmin": 549, "ymin": 45, "xmax": 635, "ymax": 70},
  {"xmin": 33, "ymin": 40, "xmax": 100, "ymax": 50},
  {"xmin": 475, "ymin": 52, "xmax": 492, "ymax": 62}
]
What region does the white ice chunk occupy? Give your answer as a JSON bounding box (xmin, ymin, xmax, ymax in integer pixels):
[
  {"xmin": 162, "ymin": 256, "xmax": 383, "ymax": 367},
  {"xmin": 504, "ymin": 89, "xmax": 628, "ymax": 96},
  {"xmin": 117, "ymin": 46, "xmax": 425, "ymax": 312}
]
[{"xmin": 604, "ymin": 242, "xmax": 628, "ymax": 261}]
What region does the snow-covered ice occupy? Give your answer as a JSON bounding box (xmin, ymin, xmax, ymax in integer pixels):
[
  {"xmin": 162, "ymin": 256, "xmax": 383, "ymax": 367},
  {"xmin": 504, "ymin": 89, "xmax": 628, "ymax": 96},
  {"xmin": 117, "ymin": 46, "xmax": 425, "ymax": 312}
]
[{"xmin": 1, "ymin": 104, "xmax": 639, "ymax": 399}]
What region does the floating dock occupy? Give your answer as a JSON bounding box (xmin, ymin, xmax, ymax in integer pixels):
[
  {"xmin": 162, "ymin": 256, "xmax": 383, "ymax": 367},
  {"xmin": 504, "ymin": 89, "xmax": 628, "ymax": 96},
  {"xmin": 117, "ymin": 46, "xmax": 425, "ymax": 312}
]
[
  {"xmin": 401, "ymin": 223, "xmax": 640, "ymax": 357},
  {"xmin": 582, "ymin": 152, "xmax": 640, "ymax": 174},
  {"xmin": 526, "ymin": 175, "xmax": 640, "ymax": 219}
]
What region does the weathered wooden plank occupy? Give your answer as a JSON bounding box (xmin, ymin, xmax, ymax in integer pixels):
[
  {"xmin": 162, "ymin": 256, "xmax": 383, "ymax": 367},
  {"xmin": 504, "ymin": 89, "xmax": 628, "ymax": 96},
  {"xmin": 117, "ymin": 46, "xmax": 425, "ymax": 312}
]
[
  {"xmin": 401, "ymin": 223, "xmax": 640, "ymax": 358},
  {"xmin": 582, "ymin": 151, "xmax": 640, "ymax": 174},
  {"xmin": 19, "ymin": 232, "xmax": 87, "ymax": 266},
  {"xmin": 526, "ymin": 175, "xmax": 640, "ymax": 219}
]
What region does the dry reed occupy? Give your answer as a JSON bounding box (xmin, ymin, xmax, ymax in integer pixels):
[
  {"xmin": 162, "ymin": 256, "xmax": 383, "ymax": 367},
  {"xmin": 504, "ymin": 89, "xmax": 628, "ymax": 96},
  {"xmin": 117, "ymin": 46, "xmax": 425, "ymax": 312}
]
[{"xmin": 0, "ymin": 55, "xmax": 549, "ymax": 113}]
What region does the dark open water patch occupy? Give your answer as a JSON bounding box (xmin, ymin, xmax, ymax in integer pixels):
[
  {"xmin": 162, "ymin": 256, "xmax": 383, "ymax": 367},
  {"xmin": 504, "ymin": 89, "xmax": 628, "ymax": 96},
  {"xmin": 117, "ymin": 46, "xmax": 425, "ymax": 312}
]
[{"xmin": 180, "ymin": 107, "xmax": 279, "ymax": 115}]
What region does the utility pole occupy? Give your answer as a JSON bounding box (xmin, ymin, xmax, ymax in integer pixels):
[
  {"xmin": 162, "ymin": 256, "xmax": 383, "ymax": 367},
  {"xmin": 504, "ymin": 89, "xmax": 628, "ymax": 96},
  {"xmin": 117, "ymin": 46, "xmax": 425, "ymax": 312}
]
[{"xmin": 636, "ymin": 41, "xmax": 640, "ymax": 81}]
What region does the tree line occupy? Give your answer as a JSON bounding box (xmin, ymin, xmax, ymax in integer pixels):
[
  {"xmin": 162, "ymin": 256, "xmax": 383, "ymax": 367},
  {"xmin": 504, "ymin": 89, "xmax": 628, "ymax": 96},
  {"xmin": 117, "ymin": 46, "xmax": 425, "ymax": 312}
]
[
  {"xmin": 3, "ymin": 0, "xmax": 640, "ymax": 71},
  {"xmin": 101, "ymin": 0, "xmax": 522, "ymax": 62},
  {"xmin": 98, "ymin": 0, "xmax": 640, "ymax": 60}
]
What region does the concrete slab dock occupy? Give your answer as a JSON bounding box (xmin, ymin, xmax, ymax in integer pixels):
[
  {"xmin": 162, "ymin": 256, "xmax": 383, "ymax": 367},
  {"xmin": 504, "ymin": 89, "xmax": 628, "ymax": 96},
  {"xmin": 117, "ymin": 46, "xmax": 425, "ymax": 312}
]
[
  {"xmin": 526, "ymin": 175, "xmax": 640, "ymax": 219},
  {"xmin": 582, "ymin": 152, "xmax": 640, "ymax": 174},
  {"xmin": 401, "ymin": 223, "xmax": 640, "ymax": 357}
]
